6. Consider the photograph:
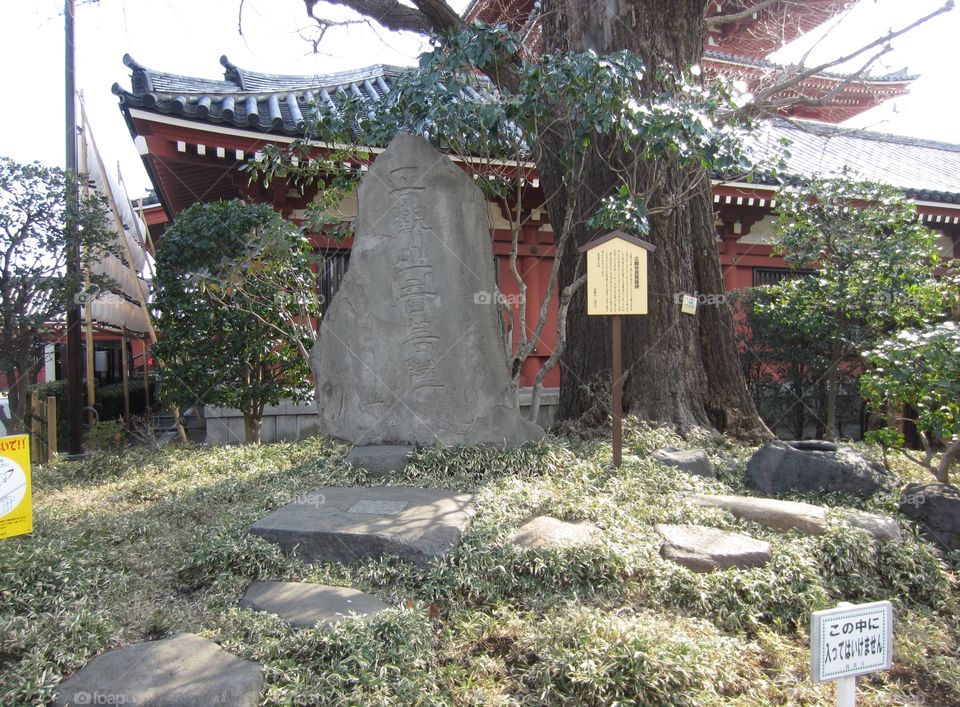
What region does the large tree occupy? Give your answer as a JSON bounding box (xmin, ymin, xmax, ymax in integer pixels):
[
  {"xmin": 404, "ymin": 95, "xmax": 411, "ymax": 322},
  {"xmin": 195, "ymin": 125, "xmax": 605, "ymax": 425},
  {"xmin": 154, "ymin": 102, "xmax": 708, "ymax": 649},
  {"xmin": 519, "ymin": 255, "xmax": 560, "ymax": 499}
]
[{"xmin": 295, "ymin": 0, "xmax": 949, "ymax": 438}]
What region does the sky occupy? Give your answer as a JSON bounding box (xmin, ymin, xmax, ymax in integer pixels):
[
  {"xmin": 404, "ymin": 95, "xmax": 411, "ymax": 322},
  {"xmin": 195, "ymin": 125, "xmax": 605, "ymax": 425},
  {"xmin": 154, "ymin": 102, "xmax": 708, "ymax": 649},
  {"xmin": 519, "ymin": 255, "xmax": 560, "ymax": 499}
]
[{"xmin": 0, "ymin": 0, "xmax": 957, "ymax": 199}]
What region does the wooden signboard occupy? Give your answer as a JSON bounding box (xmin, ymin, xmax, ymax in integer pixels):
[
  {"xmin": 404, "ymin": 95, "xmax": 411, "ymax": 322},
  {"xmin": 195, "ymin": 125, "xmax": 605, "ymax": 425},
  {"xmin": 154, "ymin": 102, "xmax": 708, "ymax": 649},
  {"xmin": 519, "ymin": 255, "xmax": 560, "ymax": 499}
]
[
  {"xmin": 581, "ymin": 231, "xmax": 654, "ymax": 316},
  {"xmin": 579, "ymin": 231, "xmax": 655, "ymax": 467}
]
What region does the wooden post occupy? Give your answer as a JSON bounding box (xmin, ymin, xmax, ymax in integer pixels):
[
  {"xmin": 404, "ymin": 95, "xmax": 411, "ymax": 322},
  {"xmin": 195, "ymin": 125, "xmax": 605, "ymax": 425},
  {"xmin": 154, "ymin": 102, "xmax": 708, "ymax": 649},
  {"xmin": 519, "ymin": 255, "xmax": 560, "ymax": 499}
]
[
  {"xmin": 121, "ymin": 325, "xmax": 130, "ymax": 426},
  {"xmin": 612, "ymin": 315, "xmax": 623, "ymax": 468},
  {"xmin": 46, "ymin": 395, "xmax": 58, "ymax": 457},
  {"xmin": 31, "ymin": 392, "xmax": 42, "ymax": 464},
  {"xmin": 143, "ymin": 338, "xmax": 150, "ymax": 419}
]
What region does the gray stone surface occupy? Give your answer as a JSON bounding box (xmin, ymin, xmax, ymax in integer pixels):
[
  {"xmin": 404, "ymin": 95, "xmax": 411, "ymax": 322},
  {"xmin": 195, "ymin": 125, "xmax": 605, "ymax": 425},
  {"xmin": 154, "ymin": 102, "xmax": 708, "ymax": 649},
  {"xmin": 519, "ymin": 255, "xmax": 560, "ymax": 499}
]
[
  {"xmin": 899, "ymin": 482, "xmax": 960, "ymax": 552},
  {"xmin": 746, "ymin": 441, "xmax": 888, "ymax": 498},
  {"xmin": 508, "ymin": 516, "xmax": 598, "ymax": 550},
  {"xmin": 250, "ymin": 486, "xmax": 474, "ymax": 566},
  {"xmin": 54, "ymin": 633, "xmax": 262, "ymax": 707},
  {"xmin": 239, "ymin": 581, "xmax": 389, "ymax": 627},
  {"xmin": 656, "ymin": 524, "xmax": 771, "ymax": 572},
  {"xmin": 345, "ymin": 445, "xmax": 414, "ymax": 476},
  {"xmin": 653, "ymin": 447, "xmax": 715, "ymax": 478},
  {"xmin": 691, "ymin": 493, "xmax": 901, "ymax": 542},
  {"xmin": 310, "ymin": 133, "xmax": 543, "ymax": 447}
]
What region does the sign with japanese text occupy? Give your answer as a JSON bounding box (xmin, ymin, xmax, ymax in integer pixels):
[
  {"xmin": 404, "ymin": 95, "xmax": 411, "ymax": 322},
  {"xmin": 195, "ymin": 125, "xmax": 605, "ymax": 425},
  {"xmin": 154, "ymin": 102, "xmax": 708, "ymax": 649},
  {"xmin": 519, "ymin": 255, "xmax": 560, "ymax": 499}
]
[
  {"xmin": 811, "ymin": 601, "xmax": 893, "ymax": 682},
  {"xmin": 579, "ymin": 231, "xmax": 654, "ymax": 316},
  {"xmin": 0, "ymin": 434, "xmax": 32, "ymax": 540}
]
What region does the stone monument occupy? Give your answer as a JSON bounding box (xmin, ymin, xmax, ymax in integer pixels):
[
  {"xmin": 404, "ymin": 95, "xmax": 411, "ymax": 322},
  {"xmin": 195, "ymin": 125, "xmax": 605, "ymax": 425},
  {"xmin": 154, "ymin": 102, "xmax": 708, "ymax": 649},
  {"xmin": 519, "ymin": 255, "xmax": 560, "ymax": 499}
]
[{"xmin": 311, "ymin": 133, "xmax": 543, "ymax": 448}]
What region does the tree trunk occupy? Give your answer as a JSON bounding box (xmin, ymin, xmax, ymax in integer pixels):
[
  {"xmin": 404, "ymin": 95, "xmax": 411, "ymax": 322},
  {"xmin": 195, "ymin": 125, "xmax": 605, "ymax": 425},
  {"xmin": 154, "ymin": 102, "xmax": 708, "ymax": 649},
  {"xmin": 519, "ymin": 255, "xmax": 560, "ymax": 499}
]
[
  {"xmin": 243, "ymin": 405, "xmax": 263, "ymax": 445},
  {"xmin": 824, "ymin": 340, "xmax": 842, "ymax": 441},
  {"xmin": 539, "ymin": 0, "xmax": 768, "ymax": 440}
]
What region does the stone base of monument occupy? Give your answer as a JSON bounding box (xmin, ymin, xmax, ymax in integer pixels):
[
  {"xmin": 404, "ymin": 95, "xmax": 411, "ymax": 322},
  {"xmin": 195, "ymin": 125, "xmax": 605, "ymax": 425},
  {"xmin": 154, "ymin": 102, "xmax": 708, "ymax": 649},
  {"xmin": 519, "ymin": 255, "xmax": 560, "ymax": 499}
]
[
  {"xmin": 54, "ymin": 633, "xmax": 263, "ymax": 707},
  {"xmin": 344, "ymin": 445, "xmax": 414, "ymax": 476},
  {"xmin": 657, "ymin": 524, "xmax": 772, "ymax": 573},
  {"xmin": 239, "ymin": 581, "xmax": 389, "ymax": 627},
  {"xmin": 249, "ymin": 486, "xmax": 474, "ymax": 566}
]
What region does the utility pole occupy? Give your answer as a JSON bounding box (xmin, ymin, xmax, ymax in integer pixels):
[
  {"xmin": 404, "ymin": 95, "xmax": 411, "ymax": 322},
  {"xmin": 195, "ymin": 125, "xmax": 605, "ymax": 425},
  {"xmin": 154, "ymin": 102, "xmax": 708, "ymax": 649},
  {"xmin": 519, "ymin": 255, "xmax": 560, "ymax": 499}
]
[{"xmin": 65, "ymin": 0, "xmax": 84, "ymax": 455}]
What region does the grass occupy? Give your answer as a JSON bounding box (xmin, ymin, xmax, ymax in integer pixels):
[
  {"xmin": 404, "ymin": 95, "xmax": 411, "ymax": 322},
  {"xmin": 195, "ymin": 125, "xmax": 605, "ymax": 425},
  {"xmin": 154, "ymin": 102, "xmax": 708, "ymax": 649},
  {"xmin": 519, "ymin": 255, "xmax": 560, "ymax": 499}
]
[{"xmin": 1, "ymin": 422, "xmax": 957, "ymax": 705}]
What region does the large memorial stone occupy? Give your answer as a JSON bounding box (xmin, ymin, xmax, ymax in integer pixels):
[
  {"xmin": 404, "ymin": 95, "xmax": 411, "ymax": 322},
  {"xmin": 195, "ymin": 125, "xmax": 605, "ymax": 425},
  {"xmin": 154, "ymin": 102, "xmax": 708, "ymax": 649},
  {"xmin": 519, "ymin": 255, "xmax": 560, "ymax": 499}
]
[
  {"xmin": 54, "ymin": 633, "xmax": 262, "ymax": 707},
  {"xmin": 250, "ymin": 486, "xmax": 474, "ymax": 566},
  {"xmin": 310, "ymin": 133, "xmax": 543, "ymax": 447}
]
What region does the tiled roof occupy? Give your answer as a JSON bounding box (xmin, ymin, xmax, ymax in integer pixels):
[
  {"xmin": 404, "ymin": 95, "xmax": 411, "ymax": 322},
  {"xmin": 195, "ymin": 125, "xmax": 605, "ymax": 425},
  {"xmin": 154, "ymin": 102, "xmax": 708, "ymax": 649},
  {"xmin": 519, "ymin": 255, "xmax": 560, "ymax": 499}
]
[
  {"xmin": 703, "ymin": 50, "xmax": 916, "ymax": 84},
  {"xmin": 116, "ymin": 57, "xmax": 960, "ymax": 204},
  {"xmin": 113, "ymin": 54, "xmax": 407, "ymax": 135},
  {"xmin": 748, "ymin": 120, "xmax": 960, "ymax": 204}
]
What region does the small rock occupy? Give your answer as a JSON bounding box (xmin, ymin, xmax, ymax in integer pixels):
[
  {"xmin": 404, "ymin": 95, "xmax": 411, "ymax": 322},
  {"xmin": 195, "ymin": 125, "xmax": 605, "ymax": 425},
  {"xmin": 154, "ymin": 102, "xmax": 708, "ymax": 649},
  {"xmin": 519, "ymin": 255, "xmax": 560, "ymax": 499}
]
[
  {"xmin": 843, "ymin": 509, "xmax": 902, "ymax": 543},
  {"xmin": 54, "ymin": 633, "xmax": 262, "ymax": 707},
  {"xmin": 250, "ymin": 486, "xmax": 474, "ymax": 566},
  {"xmin": 692, "ymin": 494, "xmax": 828, "ymax": 535},
  {"xmin": 239, "ymin": 581, "xmax": 389, "ymax": 628},
  {"xmin": 657, "ymin": 524, "xmax": 771, "ymax": 572},
  {"xmin": 653, "ymin": 447, "xmax": 715, "ymax": 478},
  {"xmin": 509, "ymin": 516, "xmax": 598, "ymax": 550},
  {"xmin": 899, "ymin": 482, "xmax": 960, "ymax": 552},
  {"xmin": 691, "ymin": 494, "xmax": 901, "ymax": 542},
  {"xmin": 344, "ymin": 445, "xmax": 414, "ymax": 476},
  {"xmin": 746, "ymin": 441, "xmax": 888, "ymax": 498}
]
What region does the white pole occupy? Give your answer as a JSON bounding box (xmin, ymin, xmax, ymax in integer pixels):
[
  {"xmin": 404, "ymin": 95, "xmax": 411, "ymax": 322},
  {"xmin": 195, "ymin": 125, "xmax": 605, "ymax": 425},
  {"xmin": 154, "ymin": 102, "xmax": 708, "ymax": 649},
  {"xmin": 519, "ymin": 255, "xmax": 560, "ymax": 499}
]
[{"xmin": 837, "ymin": 676, "xmax": 856, "ymax": 707}]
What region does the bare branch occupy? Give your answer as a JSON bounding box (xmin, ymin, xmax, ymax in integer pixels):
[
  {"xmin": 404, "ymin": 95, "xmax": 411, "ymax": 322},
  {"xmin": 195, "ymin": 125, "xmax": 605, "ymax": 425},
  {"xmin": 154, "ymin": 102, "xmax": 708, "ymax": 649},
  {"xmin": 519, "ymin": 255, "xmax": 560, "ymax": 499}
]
[
  {"xmin": 751, "ymin": 1, "xmax": 954, "ymax": 108},
  {"xmin": 304, "ymin": 0, "xmax": 443, "ymax": 35},
  {"xmin": 705, "ymin": 0, "xmax": 784, "ymax": 28}
]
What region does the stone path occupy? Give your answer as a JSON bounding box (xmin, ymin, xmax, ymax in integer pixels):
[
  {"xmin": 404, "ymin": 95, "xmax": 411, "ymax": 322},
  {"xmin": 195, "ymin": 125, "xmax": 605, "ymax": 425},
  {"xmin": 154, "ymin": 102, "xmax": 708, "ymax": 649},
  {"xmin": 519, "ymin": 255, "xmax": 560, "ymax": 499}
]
[
  {"xmin": 657, "ymin": 524, "xmax": 771, "ymax": 573},
  {"xmin": 508, "ymin": 516, "xmax": 598, "ymax": 550},
  {"xmin": 239, "ymin": 581, "xmax": 389, "ymax": 627},
  {"xmin": 54, "ymin": 633, "xmax": 262, "ymax": 707},
  {"xmin": 249, "ymin": 486, "xmax": 475, "ymax": 566},
  {"xmin": 691, "ymin": 494, "xmax": 901, "ymax": 542}
]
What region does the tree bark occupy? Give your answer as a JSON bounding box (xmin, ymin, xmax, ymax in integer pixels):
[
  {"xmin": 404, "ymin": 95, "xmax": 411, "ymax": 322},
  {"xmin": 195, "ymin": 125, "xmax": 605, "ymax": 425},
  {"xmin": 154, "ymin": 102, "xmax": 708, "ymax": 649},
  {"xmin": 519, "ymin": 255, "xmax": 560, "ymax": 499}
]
[{"xmin": 538, "ymin": 0, "xmax": 768, "ymax": 439}]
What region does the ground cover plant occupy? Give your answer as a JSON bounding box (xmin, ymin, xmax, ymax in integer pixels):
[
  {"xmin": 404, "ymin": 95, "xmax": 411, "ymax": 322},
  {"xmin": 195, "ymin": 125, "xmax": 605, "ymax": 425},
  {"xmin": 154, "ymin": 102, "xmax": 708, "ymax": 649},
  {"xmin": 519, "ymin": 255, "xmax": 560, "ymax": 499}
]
[{"xmin": 1, "ymin": 424, "xmax": 957, "ymax": 705}]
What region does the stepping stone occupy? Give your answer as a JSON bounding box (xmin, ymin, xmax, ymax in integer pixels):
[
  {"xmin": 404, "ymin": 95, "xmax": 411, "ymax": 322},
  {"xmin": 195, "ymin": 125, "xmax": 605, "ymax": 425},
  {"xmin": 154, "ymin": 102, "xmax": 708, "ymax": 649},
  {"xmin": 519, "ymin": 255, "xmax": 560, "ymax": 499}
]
[
  {"xmin": 345, "ymin": 445, "xmax": 414, "ymax": 476},
  {"xmin": 508, "ymin": 516, "xmax": 598, "ymax": 550},
  {"xmin": 250, "ymin": 486, "xmax": 474, "ymax": 566},
  {"xmin": 653, "ymin": 447, "xmax": 715, "ymax": 478},
  {"xmin": 239, "ymin": 581, "xmax": 389, "ymax": 627},
  {"xmin": 691, "ymin": 494, "xmax": 901, "ymax": 542},
  {"xmin": 657, "ymin": 524, "xmax": 771, "ymax": 573},
  {"xmin": 54, "ymin": 633, "xmax": 262, "ymax": 707}
]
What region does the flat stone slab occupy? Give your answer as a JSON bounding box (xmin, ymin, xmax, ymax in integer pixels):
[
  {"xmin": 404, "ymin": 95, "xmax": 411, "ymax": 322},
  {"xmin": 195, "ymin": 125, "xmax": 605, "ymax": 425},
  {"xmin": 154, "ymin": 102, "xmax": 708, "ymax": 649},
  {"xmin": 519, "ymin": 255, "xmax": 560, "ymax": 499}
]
[
  {"xmin": 508, "ymin": 516, "xmax": 598, "ymax": 550},
  {"xmin": 239, "ymin": 581, "xmax": 389, "ymax": 627},
  {"xmin": 250, "ymin": 486, "xmax": 474, "ymax": 566},
  {"xmin": 345, "ymin": 445, "xmax": 414, "ymax": 476},
  {"xmin": 657, "ymin": 524, "xmax": 771, "ymax": 572},
  {"xmin": 653, "ymin": 448, "xmax": 715, "ymax": 478},
  {"xmin": 54, "ymin": 633, "xmax": 262, "ymax": 707},
  {"xmin": 691, "ymin": 494, "xmax": 901, "ymax": 542}
]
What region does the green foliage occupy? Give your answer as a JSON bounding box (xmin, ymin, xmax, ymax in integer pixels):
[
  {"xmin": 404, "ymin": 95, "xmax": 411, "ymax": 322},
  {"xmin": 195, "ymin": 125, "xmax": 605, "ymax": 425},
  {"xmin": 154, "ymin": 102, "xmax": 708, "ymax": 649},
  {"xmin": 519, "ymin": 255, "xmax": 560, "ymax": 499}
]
[
  {"xmin": 153, "ymin": 200, "xmax": 315, "ymax": 441},
  {"xmin": 0, "ymin": 157, "xmax": 115, "ymax": 432},
  {"xmin": 741, "ymin": 174, "xmax": 948, "ymax": 438},
  {"xmin": 3, "ymin": 428, "xmax": 958, "ymax": 705},
  {"xmin": 861, "ymin": 321, "xmax": 960, "ymax": 480}
]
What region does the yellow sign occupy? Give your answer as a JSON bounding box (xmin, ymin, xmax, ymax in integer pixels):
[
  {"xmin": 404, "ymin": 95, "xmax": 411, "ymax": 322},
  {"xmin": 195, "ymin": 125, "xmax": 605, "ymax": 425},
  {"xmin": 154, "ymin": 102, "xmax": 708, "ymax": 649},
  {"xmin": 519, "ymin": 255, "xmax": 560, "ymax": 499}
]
[
  {"xmin": 580, "ymin": 231, "xmax": 653, "ymax": 316},
  {"xmin": 0, "ymin": 434, "xmax": 32, "ymax": 539}
]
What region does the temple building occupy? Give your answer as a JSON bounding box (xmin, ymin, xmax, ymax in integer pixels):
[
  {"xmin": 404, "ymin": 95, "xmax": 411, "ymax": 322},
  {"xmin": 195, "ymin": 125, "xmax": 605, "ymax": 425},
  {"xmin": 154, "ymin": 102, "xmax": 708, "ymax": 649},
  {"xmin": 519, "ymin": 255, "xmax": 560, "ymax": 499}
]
[{"xmin": 112, "ymin": 3, "xmax": 960, "ymax": 439}]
